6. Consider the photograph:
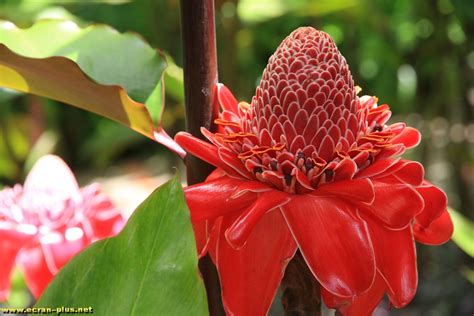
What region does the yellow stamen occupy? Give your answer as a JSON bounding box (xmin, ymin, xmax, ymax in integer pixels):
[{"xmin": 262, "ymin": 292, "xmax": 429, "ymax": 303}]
[
  {"xmin": 215, "ymin": 118, "xmax": 240, "ymax": 128},
  {"xmin": 238, "ymin": 101, "xmax": 251, "ymax": 111}
]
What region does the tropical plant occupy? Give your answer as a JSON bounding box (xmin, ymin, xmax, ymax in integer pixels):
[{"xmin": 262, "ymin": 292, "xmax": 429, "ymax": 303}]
[{"xmin": 0, "ymin": 1, "xmax": 459, "ymax": 315}]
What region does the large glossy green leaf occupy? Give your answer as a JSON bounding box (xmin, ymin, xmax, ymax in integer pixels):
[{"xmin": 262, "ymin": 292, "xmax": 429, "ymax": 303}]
[
  {"xmin": 35, "ymin": 175, "xmax": 208, "ymax": 316},
  {"xmin": 0, "ymin": 19, "xmax": 185, "ymax": 156}
]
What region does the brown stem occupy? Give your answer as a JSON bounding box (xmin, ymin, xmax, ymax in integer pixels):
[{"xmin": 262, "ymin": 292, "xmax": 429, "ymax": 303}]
[
  {"xmin": 281, "ymin": 251, "xmax": 322, "ymax": 315},
  {"xmin": 180, "ymin": 1, "xmax": 225, "ymax": 315},
  {"xmin": 28, "ymin": 95, "xmax": 45, "ymax": 144}
]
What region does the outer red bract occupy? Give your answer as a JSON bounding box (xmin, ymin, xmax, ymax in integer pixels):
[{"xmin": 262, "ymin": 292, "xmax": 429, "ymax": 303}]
[
  {"xmin": 175, "ymin": 27, "xmax": 453, "ymax": 316},
  {"xmin": 0, "ymin": 155, "xmax": 124, "ymax": 301}
]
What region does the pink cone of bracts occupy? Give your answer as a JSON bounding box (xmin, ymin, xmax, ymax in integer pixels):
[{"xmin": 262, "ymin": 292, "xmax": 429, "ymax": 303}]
[{"xmin": 0, "ymin": 155, "xmax": 124, "ymax": 301}]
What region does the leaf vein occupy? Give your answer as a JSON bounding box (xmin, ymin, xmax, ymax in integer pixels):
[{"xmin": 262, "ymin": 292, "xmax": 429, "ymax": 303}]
[{"xmin": 129, "ymin": 186, "xmax": 172, "ymax": 315}]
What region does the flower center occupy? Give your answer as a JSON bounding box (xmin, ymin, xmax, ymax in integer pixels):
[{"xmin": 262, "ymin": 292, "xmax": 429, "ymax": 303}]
[{"xmin": 212, "ymin": 27, "xmax": 396, "ymax": 193}]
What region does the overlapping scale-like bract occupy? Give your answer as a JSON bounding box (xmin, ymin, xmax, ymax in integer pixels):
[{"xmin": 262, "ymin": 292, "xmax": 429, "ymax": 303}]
[
  {"xmin": 207, "ymin": 28, "xmax": 415, "ymax": 193},
  {"xmin": 246, "ymin": 28, "xmax": 361, "ymax": 156}
]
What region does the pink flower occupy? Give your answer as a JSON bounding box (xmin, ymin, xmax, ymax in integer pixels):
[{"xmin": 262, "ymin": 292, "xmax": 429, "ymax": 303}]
[
  {"xmin": 176, "ymin": 27, "xmax": 453, "ymax": 315},
  {"xmin": 0, "ymin": 155, "xmax": 124, "ymax": 300}
]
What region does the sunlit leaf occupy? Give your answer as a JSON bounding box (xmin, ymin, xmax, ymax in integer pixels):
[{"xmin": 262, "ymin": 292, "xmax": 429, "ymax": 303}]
[
  {"xmin": 460, "ymin": 266, "xmax": 474, "ymax": 284},
  {"xmin": 0, "ymin": 19, "xmax": 185, "ymax": 157},
  {"xmin": 24, "ymin": 130, "xmax": 59, "ymax": 173},
  {"xmin": 0, "ymin": 88, "xmax": 21, "ymax": 103},
  {"xmin": 237, "ymin": 0, "xmax": 359, "ymax": 23},
  {"xmin": 5, "ymin": 269, "xmax": 31, "ymax": 309},
  {"xmin": 36, "ymin": 175, "xmax": 208, "ymax": 315},
  {"xmin": 0, "ymin": 114, "xmax": 31, "ymax": 178},
  {"xmin": 164, "ymin": 55, "xmax": 184, "ymax": 103},
  {"xmin": 450, "ymin": 208, "xmax": 474, "ymax": 257}
]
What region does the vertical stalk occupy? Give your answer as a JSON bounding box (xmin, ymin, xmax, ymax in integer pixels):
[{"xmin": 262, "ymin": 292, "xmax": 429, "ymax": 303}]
[
  {"xmin": 281, "ymin": 251, "xmax": 322, "ymax": 315},
  {"xmin": 28, "ymin": 95, "xmax": 45, "ymax": 144},
  {"xmin": 180, "ymin": 1, "xmax": 225, "ymax": 315}
]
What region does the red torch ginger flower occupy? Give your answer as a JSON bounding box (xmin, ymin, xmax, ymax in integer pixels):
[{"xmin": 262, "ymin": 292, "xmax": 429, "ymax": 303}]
[
  {"xmin": 176, "ymin": 27, "xmax": 453, "ymax": 315},
  {"xmin": 0, "ymin": 155, "xmax": 124, "ymax": 301}
]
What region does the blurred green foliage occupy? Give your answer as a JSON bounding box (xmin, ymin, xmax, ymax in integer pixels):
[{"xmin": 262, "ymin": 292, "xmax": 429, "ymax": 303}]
[
  {"xmin": 0, "ymin": 0, "xmax": 473, "ymax": 314},
  {"xmin": 450, "ymin": 208, "xmax": 474, "ymax": 257}
]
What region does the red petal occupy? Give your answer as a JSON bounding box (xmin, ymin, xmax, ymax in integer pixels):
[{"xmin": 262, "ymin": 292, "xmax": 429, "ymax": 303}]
[
  {"xmin": 322, "ymin": 273, "xmax": 385, "ymax": 316},
  {"xmin": 356, "ymin": 158, "xmax": 400, "ymax": 179},
  {"xmin": 175, "ymin": 132, "xmax": 222, "ymax": 167},
  {"xmin": 218, "ymin": 147, "xmax": 253, "ymax": 179},
  {"xmin": 217, "ymin": 83, "xmax": 238, "ymax": 113},
  {"xmin": 153, "ymin": 128, "xmax": 186, "ymax": 158},
  {"xmin": 392, "ymin": 161, "xmax": 424, "ymax": 186},
  {"xmin": 207, "ymin": 218, "xmax": 222, "ymax": 263},
  {"xmin": 20, "ymin": 229, "xmax": 89, "ymax": 299},
  {"xmin": 0, "ymin": 227, "xmax": 36, "ymax": 301},
  {"xmin": 415, "ymin": 182, "xmax": 447, "ymax": 228},
  {"xmin": 225, "ymin": 191, "xmax": 290, "ymax": 249},
  {"xmin": 216, "ymin": 211, "xmax": 297, "ymax": 316},
  {"xmin": 89, "ymin": 211, "xmax": 124, "ymax": 240},
  {"xmin": 282, "ymin": 195, "xmax": 375, "ymax": 297},
  {"xmin": 19, "ymin": 246, "xmax": 53, "ymax": 299},
  {"xmin": 294, "ymin": 169, "xmax": 314, "ymax": 192},
  {"xmin": 206, "ymin": 168, "xmax": 227, "ymax": 181},
  {"xmin": 360, "ymin": 176, "xmax": 424, "ymax": 229},
  {"xmin": 232, "ymin": 181, "xmax": 273, "ymax": 197},
  {"xmin": 414, "ymin": 210, "xmax": 453, "ymax": 245},
  {"xmin": 261, "ymin": 171, "xmax": 285, "ymax": 191},
  {"xmin": 193, "ymin": 220, "xmax": 210, "ymax": 257},
  {"xmin": 47, "ymin": 229, "xmax": 89, "ymax": 271},
  {"xmin": 365, "ymin": 217, "xmax": 417, "ymax": 307},
  {"xmin": 81, "ymin": 185, "xmax": 124, "ymax": 239},
  {"xmin": 0, "ymin": 248, "xmax": 19, "ymax": 301},
  {"xmin": 312, "ymin": 178, "xmax": 375, "ymax": 204},
  {"xmin": 333, "ymin": 158, "xmax": 357, "ymax": 181},
  {"xmin": 390, "ymin": 127, "xmax": 421, "ymax": 149},
  {"xmin": 184, "ymin": 177, "xmax": 258, "ymax": 221},
  {"xmin": 373, "ymin": 159, "xmax": 424, "ymax": 181},
  {"xmin": 376, "ymin": 143, "xmax": 406, "ymax": 160},
  {"xmin": 175, "ymin": 132, "xmax": 244, "ymax": 178}
]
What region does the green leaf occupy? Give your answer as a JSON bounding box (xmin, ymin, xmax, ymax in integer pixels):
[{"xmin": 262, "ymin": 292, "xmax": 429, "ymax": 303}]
[
  {"xmin": 0, "ymin": 87, "xmax": 21, "ymax": 103},
  {"xmin": 0, "ymin": 20, "xmax": 184, "ymax": 156},
  {"xmin": 450, "ymin": 208, "xmax": 474, "ymax": 257},
  {"xmin": 237, "ymin": 0, "xmax": 359, "ymax": 24},
  {"xmin": 24, "ymin": 130, "xmax": 59, "ymax": 173},
  {"xmin": 35, "ymin": 175, "xmax": 209, "ymax": 316},
  {"xmin": 0, "ymin": 113, "xmax": 31, "ymax": 178},
  {"xmin": 164, "ymin": 55, "xmax": 184, "ymax": 103}
]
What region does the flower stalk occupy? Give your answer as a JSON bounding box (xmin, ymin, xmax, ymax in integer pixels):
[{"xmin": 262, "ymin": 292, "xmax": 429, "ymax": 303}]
[
  {"xmin": 281, "ymin": 251, "xmax": 321, "ymax": 315},
  {"xmin": 179, "ymin": 1, "xmax": 224, "ymax": 315}
]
